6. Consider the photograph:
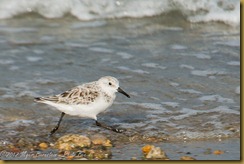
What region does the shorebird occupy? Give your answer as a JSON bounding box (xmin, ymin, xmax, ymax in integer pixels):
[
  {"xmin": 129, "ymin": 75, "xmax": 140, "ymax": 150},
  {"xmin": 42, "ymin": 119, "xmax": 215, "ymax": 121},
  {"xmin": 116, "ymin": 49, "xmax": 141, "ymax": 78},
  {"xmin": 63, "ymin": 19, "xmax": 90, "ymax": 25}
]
[{"xmin": 34, "ymin": 76, "xmax": 130, "ymax": 136}]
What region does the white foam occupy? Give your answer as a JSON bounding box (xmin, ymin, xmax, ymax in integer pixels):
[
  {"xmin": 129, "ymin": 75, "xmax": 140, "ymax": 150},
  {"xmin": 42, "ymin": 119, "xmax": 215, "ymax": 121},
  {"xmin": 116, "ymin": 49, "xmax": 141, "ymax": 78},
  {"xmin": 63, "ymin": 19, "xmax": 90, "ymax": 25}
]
[
  {"xmin": 227, "ymin": 61, "xmax": 240, "ymax": 66},
  {"xmin": 141, "ymin": 63, "xmax": 166, "ymax": 70},
  {"xmin": 215, "ymin": 40, "xmax": 240, "ymax": 47},
  {"xmin": 26, "ymin": 56, "xmax": 42, "ymax": 62},
  {"xmin": 191, "ymin": 69, "xmax": 226, "ymax": 77},
  {"xmin": 116, "ymin": 52, "xmax": 133, "ymax": 59},
  {"xmin": 120, "ymin": 122, "xmax": 145, "ymax": 128},
  {"xmin": 170, "ymin": 44, "xmax": 187, "ymax": 50},
  {"xmin": 210, "ymin": 106, "xmax": 239, "ymax": 114},
  {"xmin": 180, "ymin": 64, "xmax": 195, "ymax": 70},
  {"xmin": 150, "ymin": 96, "xmax": 161, "ymax": 101},
  {"xmin": 235, "ymin": 86, "xmax": 240, "ymax": 95},
  {"xmin": 5, "ymin": 120, "xmax": 35, "ymax": 127},
  {"xmin": 115, "ymin": 102, "xmax": 166, "ymax": 111},
  {"xmin": 33, "ymin": 49, "xmax": 44, "ymax": 54},
  {"xmin": 140, "ymin": 103, "xmax": 166, "ymax": 111},
  {"xmin": 172, "ymin": 105, "xmax": 238, "ymax": 121},
  {"xmin": 199, "ymin": 95, "xmax": 235, "ymax": 104},
  {"xmin": 170, "ymin": 82, "xmax": 180, "ymax": 87},
  {"xmin": 40, "ymin": 36, "xmax": 55, "ymax": 42},
  {"xmin": 172, "ymin": 108, "xmax": 198, "ymax": 120},
  {"xmin": 117, "ymin": 66, "xmax": 149, "ymax": 74},
  {"xmin": 161, "ymin": 102, "xmax": 179, "ymax": 108},
  {"xmin": 65, "ymin": 42, "xmax": 88, "ymax": 48},
  {"xmin": 89, "ymin": 47, "xmax": 114, "ymax": 53},
  {"xmin": 100, "ymin": 58, "xmax": 111, "ymax": 63},
  {"xmin": 0, "ymin": 59, "xmax": 14, "ymax": 65},
  {"xmin": 9, "ymin": 66, "xmax": 19, "ymax": 71},
  {"xmin": 174, "ymin": 130, "xmax": 227, "ymax": 139},
  {"xmin": 0, "ymin": 0, "xmax": 239, "ymax": 26},
  {"xmin": 177, "ymin": 0, "xmax": 240, "ymax": 26},
  {"xmin": 18, "ymin": 90, "xmax": 39, "ymax": 97},
  {"xmin": 194, "ymin": 53, "xmax": 211, "ymax": 59},
  {"xmin": 179, "ymin": 89, "xmax": 202, "ymax": 94}
]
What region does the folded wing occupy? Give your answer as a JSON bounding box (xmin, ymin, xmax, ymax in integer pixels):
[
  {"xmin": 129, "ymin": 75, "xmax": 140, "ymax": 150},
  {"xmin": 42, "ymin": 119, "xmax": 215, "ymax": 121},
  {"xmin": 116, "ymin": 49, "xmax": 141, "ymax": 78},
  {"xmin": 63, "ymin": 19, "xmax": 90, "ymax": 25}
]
[{"xmin": 34, "ymin": 85, "xmax": 100, "ymax": 105}]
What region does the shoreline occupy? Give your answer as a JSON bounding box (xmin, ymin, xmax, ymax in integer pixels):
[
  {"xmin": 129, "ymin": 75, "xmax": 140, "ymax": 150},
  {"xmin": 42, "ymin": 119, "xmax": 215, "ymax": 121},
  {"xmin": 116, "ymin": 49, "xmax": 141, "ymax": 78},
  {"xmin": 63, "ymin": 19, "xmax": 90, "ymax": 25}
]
[
  {"xmin": 112, "ymin": 137, "xmax": 240, "ymax": 160},
  {"xmin": 0, "ymin": 135, "xmax": 240, "ymax": 160}
]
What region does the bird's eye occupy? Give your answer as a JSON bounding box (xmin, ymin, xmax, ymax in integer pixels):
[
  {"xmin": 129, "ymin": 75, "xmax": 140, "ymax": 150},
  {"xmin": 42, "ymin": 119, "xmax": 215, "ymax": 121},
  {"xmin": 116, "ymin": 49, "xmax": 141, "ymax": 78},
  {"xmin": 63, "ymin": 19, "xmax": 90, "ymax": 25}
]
[{"xmin": 109, "ymin": 82, "xmax": 112, "ymax": 86}]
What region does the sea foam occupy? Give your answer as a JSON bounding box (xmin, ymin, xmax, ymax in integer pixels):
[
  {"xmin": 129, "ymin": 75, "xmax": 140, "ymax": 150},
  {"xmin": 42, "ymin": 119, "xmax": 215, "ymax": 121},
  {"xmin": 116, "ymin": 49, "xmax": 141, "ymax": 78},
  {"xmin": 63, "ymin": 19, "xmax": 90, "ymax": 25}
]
[{"xmin": 0, "ymin": 0, "xmax": 239, "ymax": 26}]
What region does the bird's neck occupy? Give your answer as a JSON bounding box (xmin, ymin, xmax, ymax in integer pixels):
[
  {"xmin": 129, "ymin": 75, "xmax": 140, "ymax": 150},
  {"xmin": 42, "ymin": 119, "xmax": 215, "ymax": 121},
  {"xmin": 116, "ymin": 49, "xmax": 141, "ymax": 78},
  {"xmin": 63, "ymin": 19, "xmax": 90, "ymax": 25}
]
[{"xmin": 101, "ymin": 89, "xmax": 116, "ymax": 103}]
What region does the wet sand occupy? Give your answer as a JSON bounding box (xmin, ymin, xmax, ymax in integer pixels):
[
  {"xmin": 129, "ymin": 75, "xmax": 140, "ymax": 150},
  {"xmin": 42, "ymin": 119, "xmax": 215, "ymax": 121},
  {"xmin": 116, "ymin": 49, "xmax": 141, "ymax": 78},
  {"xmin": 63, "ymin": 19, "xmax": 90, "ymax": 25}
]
[
  {"xmin": 112, "ymin": 138, "xmax": 240, "ymax": 160},
  {"xmin": 0, "ymin": 128, "xmax": 240, "ymax": 160}
]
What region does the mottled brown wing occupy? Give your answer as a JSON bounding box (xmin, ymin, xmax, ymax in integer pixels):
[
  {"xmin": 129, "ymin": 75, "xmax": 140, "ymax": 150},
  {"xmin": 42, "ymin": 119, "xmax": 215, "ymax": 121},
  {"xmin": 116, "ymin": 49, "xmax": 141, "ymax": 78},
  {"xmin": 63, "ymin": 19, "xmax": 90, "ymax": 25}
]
[{"xmin": 36, "ymin": 85, "xmax": 100, "ymax": 105}]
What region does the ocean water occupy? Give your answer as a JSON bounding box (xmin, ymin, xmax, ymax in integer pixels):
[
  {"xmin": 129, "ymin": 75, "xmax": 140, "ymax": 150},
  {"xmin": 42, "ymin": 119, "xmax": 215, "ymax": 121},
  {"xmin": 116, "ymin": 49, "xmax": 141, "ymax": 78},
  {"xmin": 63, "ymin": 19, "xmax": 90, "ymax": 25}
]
[{"xmin": 0, "ymin": 0, "xmax": 240, "ymax": 144}]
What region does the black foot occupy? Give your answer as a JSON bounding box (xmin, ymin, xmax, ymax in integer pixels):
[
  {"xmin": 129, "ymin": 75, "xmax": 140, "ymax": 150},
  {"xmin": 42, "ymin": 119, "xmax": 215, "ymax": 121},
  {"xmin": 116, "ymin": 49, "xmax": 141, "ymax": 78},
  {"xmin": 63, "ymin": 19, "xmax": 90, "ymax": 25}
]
[
  {"xmin": 96, "ymin": 121, "xmax": 126, "ymax": 133},
  {"xmin": 48, "ymin": 112, "xmax": 65, "ymax": 137},
  {"xmin": 48, "ymin": 126, "xmax": 59, "ymax": 137}
]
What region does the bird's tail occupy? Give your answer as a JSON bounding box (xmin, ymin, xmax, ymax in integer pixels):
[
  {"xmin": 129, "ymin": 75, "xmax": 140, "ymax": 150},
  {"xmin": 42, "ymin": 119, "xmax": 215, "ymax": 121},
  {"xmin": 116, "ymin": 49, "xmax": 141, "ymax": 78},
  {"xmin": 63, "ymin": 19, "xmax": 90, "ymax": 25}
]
[
  {"xmin": 34, "ymin": 96, "xmax": 58, "ymax": 103},
  {"xmin": 34, "ymin": 97, "xmax": 43, "ymax": 102}
]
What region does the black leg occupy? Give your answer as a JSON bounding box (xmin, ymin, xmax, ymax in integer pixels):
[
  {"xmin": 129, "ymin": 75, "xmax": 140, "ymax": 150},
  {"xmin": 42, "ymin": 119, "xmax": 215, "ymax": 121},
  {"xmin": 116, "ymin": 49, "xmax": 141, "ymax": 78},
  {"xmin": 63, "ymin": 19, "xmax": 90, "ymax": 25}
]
[
  {"xmin": 95, "ymin": 121, "xmax": 125, "ymax": 133},
  {"xmin": 49, "ymin": 112, "xmax": 65, "ymax": 136}
]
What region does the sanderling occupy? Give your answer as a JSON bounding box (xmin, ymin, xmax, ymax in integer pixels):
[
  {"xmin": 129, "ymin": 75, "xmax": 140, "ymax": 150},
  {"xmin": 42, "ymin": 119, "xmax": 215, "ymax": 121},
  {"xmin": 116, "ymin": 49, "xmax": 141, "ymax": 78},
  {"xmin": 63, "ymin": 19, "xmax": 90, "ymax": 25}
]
[{"xmin": 34, "ymin": 76, "xmax": 130, "ymax": 135}]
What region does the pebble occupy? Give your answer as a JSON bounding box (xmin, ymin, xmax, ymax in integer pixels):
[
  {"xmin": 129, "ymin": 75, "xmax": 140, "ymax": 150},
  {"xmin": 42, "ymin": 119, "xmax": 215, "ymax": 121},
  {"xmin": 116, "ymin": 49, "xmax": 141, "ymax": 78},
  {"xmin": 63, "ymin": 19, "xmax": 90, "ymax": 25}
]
[
  {"xmin": 213, "ymin": 150, "xmax": 224, "ymax": 155},
  {"xmin": 76, "ymin": 158, "xmax": 88, "ymax": 160},
  {"xmin": 66, "ymin": 155, "xmax": 75, "ymax": 160},
  {"xmin": 180, "ymin": 156, "xmax": 196, "ymax": 160},
  {"xmin": 39, "ymin": 142, "xmax": 48, "ymax": 149},
  {"xmin": 53, "ymin": 134, "xmax": 113, "ymax": 160},
  {"xmin": 85, "ymin": 149, "xmax": 112, "ymax": 160},
  {"xmin": 90, "ymin": 134, "xmax": 112, "ymax": 147},
  {"xmin": 10, "ymin": 147, "xmax": 21, "ymax": 153},
  {"xmin": 55, "ymin": 134, "xmax": 91, "ymax": 151},
  {"xmin": 142, "ymin": 145, "xmax": 153, "ymax": 154},
  {"xmin": 142, "ymin": 145, "xmax": 169, "ymax": 160}
]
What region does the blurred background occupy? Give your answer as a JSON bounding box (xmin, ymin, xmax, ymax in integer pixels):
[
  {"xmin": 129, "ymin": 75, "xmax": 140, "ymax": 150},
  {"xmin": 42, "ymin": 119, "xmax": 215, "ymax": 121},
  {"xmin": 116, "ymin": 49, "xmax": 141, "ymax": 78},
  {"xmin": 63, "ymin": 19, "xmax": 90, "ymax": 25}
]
[{"xmin": 0, "ymin": 0, "xmax": 240, "ymax": 148}]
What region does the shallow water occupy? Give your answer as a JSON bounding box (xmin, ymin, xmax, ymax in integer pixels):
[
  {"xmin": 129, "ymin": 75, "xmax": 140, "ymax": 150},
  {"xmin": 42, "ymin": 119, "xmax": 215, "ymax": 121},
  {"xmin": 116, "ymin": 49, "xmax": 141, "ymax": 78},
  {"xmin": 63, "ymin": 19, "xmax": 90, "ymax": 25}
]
[
  {"xmin": 0, "ymin": 11, "xmax": 240, "ymax": 156},
  {"xmin": 111, "ymin": 138, "xmax": 240, "ymax": 160},
  {"xmin": 0, "ymin": 13, "xmax": 240, "ymax": 139}
]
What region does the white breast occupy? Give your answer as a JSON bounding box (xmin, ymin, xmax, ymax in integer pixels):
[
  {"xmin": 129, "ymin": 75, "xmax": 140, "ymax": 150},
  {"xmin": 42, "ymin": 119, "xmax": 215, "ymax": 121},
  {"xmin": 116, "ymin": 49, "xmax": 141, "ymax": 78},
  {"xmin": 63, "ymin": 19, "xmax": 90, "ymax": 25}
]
[{"xmin": 43, "ymin": 95, "xmax": 115, "ymax": 120}]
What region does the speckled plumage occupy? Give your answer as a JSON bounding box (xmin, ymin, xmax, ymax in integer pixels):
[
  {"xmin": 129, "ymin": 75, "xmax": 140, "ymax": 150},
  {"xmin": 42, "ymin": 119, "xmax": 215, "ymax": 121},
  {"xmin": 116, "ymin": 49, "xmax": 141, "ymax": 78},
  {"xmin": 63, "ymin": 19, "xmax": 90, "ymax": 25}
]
[
  {"xmin": 35, "ymin": 76, "xmax": 129, "ymax": 120},
  {"xmin": 39, "ymin": 82, "xmax": 101, "ymax": 105}
]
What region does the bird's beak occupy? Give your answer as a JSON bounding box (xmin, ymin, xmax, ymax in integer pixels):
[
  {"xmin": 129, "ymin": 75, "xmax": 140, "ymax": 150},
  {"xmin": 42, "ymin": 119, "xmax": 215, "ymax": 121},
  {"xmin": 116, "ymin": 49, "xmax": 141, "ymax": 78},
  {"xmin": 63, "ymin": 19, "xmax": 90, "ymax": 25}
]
[{"xmin": 117, "ymin": 87, "xmax": 130, "ymax": 98}]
